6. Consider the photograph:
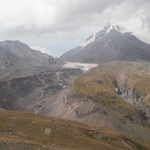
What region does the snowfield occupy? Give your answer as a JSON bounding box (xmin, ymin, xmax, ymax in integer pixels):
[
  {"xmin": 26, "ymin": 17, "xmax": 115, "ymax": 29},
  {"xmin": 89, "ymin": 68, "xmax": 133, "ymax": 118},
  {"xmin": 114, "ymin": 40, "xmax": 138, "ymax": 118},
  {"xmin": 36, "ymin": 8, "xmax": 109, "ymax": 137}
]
[
  {"xmin": 80, "ymin": 33, "xmax": 96, "ymax": 49},
  {"xmin": 106, "ymin": 24, "xmax": 124, "ymax": 34},
  {"xmin": 62, "ymin": 62, "xmax": 98, "ymax": 71}
]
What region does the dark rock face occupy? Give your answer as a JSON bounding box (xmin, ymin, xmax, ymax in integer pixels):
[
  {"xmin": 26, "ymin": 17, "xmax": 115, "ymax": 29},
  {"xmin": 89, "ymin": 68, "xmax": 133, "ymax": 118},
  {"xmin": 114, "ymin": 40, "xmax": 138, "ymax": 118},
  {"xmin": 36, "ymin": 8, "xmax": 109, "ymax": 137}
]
[
  {"xmin": 0, "ymin": 75, "xmax": 42, "ymax": 110},
  {"xmin": 60, "ymin": 25, "xmax": 150, "ymax": 64}
]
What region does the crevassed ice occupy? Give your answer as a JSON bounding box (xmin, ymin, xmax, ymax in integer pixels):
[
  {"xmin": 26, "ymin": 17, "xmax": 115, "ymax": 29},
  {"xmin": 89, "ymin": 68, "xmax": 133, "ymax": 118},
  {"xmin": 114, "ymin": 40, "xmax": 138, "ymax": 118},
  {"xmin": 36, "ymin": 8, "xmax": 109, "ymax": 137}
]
[{"xmin": 62, "ymin": 62, "xmax": 98, "ymax": 71}]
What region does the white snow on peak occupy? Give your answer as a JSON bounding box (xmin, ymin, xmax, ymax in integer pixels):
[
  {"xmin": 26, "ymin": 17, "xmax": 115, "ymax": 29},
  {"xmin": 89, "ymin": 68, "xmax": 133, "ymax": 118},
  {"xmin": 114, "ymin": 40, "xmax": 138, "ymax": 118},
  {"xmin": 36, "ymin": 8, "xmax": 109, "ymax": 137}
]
[
  {"xmin": 79, "ymin": 24, "xmax": 124, "ymax": 49},
  {"xmin": 107, "ymin": 25, "xmax": 114, "ymax": 33},
  {"xmin": 62, "ymin": 62, "xmax": 98, "ymax": 71},
  {"xmin": 107, "ymin": 24, "xmax": 124, "ymax": 34},
  {"xmin": 80, "ymin": 33, "xmax": 96, "ymax": 49}
]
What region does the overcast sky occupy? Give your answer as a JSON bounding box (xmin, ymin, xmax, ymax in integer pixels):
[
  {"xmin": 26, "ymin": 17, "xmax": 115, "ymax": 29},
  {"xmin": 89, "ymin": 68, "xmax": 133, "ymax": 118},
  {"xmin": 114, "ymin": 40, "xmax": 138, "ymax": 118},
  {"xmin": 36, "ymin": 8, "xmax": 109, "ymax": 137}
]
[{"xmin": 0, "ymin": 0, "xmax": 150, "ymax": 56}]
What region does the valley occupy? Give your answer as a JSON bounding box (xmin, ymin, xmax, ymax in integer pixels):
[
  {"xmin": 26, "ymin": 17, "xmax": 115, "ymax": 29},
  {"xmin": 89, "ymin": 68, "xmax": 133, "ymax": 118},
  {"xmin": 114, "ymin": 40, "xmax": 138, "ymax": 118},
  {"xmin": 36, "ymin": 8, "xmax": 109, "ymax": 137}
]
[{"xmin": 1, "ymin": 25, "xmax": 150, "ymax": 149}]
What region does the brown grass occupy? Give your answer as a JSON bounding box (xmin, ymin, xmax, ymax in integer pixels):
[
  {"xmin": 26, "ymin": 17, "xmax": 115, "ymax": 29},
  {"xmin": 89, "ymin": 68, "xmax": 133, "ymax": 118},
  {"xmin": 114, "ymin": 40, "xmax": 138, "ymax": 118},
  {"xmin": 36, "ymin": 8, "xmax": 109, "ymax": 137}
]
[{"xmin": 0, "ymin": 109, "xmax": 150, "ymax": 150}]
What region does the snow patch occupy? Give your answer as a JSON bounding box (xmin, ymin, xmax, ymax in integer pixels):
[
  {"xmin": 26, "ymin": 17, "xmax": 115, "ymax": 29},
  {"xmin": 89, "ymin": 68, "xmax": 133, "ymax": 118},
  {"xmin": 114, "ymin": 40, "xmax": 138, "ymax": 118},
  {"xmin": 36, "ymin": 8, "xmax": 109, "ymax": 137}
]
[
  {"xmin": 30, "ymin": 46, "xmax": 51, "ymax": 54},
  {"xmin": 115, "ymin": 88, "xmax": 118, "ymax": 92},
  {"xmin": 80, "ymin": 33, "xmax": 96, "ymax": 49},
  {"xmin": 107, "ymin": 25, "xmax": 114, "ymax": 33},
  {"xmin": 107, "ymin": 24, "xmax": 124, "ymax": 34},
  {"xmin": 62, "ymin": 62, "xmax": 97, "ymax": 71}
]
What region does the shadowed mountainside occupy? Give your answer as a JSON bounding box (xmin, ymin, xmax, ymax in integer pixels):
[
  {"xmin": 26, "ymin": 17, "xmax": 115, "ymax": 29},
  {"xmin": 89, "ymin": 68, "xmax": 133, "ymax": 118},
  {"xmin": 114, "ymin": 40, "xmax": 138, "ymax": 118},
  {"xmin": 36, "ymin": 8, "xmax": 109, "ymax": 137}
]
[{"xmin": 0, "ymin": 68, "xmax": 83, "ymax": 114}]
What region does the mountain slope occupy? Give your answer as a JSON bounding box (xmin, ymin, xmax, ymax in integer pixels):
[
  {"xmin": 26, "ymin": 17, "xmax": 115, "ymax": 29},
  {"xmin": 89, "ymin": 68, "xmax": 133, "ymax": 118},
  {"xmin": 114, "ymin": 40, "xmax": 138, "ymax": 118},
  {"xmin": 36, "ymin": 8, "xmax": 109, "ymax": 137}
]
[
  {"xmin": 39, "ymin": 60, "xmax": 150, "ymax": 140},
  {"xmin": 60, "ymin": 24, "xmax": 150, "ymax": 63},
  {"xmin": 0, "ymin": 40, "xmax": 55, "ymax": 70},
  {"xmin": 0, "ymin": 109, "xmax": 150, "ymax": 150},
  {"xmin": 0, "ymin": 67, "xmax": 83, "ymax": 113}
]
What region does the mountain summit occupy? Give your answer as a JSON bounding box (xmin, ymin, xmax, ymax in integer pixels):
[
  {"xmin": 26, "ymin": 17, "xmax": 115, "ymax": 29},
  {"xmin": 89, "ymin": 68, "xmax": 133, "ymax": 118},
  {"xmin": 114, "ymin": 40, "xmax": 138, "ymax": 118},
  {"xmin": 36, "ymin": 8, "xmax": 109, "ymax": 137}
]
[
  {"xmin": 60, "ymin": 24, "xmax": 150, "ymax": 63},
  {"xmin": 80, "ymin": 24, "xmax": 124, "ymax": 49},
  {"xmin": 0, "ymin": 40, "xmax": 55, "ymax": 70}
]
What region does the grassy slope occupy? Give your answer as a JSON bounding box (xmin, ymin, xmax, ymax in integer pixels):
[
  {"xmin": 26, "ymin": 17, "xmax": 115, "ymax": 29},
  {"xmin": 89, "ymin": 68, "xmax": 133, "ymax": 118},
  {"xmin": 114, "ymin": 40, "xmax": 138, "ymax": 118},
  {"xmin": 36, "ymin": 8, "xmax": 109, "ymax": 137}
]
[
  {"xmin": 73, "ymin": 61, "xmax": 150, "ymax": 138},
  {"xmin": 74, "ymin": 65, "xmax": 136, "ymax": 113},
  {"xmin": 0, "ymin": 109, "xmax": 150, "ymax": 150},
  {"xmin": 74, "ymin": 60, "xmax": 150, "ymax": 112}
]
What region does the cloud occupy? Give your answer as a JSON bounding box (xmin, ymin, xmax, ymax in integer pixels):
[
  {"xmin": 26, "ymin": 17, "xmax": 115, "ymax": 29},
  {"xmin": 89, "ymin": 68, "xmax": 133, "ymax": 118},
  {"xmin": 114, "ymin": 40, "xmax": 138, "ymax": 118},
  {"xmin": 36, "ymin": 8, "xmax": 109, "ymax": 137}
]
[
  {"xmin": 1, "ymin": 0, "xmax": 149, "ymax": 34},
  {"xmin": 0, "ymin": 0, "xmax": 150, "ymax": 55},
  {"xmin": 30, "ymin": 46, "xmax": 51, "ymax": 54},
  {"xmin": 75, "ymin": 39, "xmax": 79, "ymax": 42}
]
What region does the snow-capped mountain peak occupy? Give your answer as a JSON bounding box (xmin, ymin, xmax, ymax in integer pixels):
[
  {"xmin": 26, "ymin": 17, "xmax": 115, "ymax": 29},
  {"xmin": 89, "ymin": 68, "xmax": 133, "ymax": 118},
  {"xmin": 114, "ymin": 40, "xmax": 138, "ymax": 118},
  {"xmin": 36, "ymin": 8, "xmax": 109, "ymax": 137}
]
[{"xmin": 79, "ymin": 24, "xmax": 124, "ymax": 49}]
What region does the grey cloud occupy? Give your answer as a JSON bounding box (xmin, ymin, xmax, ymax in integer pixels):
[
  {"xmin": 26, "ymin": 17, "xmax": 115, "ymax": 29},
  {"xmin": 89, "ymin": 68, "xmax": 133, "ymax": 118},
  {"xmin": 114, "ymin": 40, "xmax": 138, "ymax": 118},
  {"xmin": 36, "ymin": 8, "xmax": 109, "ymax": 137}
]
[
  {"xmin": 0, "ymin": 0, "xmax": 124, "ymax": 34},
  {"xmin": 0, "ymin": 0, "xmax": 150, "ymax": 34},
  {"xmin": 0, "ymin": 0, "xmax": 150, "ymax": 56}
]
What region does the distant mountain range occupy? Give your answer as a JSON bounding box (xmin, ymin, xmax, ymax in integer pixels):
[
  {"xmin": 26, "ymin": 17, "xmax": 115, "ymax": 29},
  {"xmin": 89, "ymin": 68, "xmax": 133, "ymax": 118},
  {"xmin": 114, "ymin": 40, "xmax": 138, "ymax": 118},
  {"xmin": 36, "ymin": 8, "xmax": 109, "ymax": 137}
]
[{"xmin": 60, "ymin": 24, "xmax": 150, "ymax": 63}]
